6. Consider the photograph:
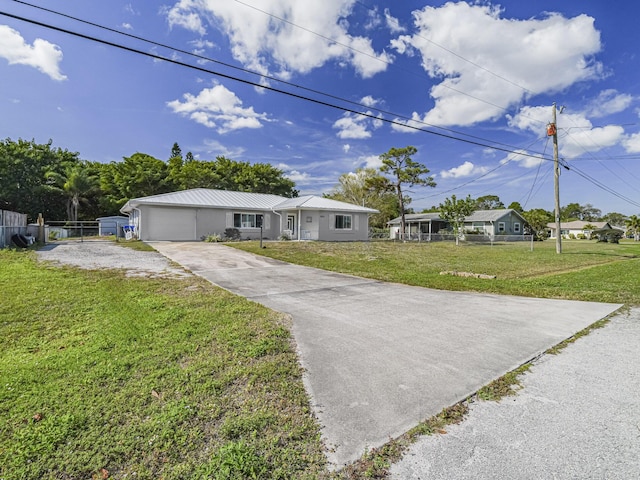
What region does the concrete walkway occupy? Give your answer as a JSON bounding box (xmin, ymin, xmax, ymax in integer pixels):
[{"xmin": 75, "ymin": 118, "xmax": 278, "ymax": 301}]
[{"xmin": 150, "ymin": 242, "xmax": 623, "ymax": 467}]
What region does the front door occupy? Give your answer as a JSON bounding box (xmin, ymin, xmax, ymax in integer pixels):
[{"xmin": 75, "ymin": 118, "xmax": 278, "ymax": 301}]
[{"xmin": 287, "ymin": 215, "xmax": 296, "ymax": 238}]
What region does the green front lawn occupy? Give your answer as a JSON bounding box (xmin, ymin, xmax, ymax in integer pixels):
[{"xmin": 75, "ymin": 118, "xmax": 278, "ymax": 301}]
[
  {"xmin": 0, "ymin": 249, "xmax": 326, "ymax": 479},
  {"xmin": 232, "ymin": 239, "xmax": 640, "ymax": 304}
]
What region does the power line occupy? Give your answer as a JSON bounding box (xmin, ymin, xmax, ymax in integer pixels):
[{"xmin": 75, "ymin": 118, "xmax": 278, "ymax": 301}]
[
  {"xmin": 5, "ymin": 5, "xmax": 639, "ymax": 211},
  {"xmin": 354, "ymin": 0, "xmax": 537, "ymax": 98},
  {"xmin": 0, "ymin": 8, "xmax": 553, "ymax": 163},
  {"xmin": 9, "ymin": 0, "xmax": 547, "ymax": 156},
  {"xmin": 234, "ymin": 0, "xmax": 545, "ymax": 125}
]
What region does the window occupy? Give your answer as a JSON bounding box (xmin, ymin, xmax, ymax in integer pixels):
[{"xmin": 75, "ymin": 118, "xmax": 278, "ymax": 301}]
[
  {"xmin": 514, "ymin": 222, "xmax": 521, "ymax": 233},
  {"xmin": 234, "ymin": 213, "xmax": 262, "ymax": 228},
  {"xmin": 498, "ymin": 222, "xmax": 505, "ymax": 233},
  {"xmin": 335, "ymin": 214, "xmax": 352, "ymax": 230}
]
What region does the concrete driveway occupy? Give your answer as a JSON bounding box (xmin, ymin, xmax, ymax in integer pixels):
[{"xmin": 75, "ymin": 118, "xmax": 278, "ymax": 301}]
[{"xmin": 150, "ymin": 242, "xmax": 622, "ymax": 467}]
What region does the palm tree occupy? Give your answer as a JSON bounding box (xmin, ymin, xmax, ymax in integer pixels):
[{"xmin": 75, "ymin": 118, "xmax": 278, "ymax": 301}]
[
  {"xmin": 45, "ymin": 164, "xmax": 98, "ymax": 223},
  {"xmin": 625, "ymin": 215, "xmax": 640, "ymax": 241},
  {"xmin": 582, "ymin": 223, "xmax": 596, "ymax": 240}
]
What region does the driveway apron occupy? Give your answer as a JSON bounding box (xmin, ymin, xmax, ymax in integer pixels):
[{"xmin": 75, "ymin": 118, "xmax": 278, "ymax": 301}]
[{"xmin": 150, "ymin": 242, "xmax": 623, "ymax": 467}]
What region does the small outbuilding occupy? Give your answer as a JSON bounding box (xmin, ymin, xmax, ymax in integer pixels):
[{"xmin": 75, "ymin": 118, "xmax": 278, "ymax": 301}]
[
  {"xmin": 97, "ymin": 216, "xmax": 130, "ymax": 236},
  {"xmin": 120, "ymin": 188, "xmax": 378, "ymax": 242}
]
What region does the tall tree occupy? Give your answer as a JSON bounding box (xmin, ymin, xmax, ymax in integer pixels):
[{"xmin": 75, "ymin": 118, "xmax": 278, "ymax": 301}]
[
  {"xmin": 324, "ymin": 168, "xmax": 400, "ymax": 228},
  {"xmin": 44, "ymin": 163, "xmax": 99, "ymax": 222},
  {"xmin": 475, "ymin": 195, "xmax": 504, "ymax": 210},
  {"xmin": 100, "ymin": 153, "xmax": 172, "ymax": 212},
  {"xmin": 379, "ymin": 146, "xmax": 435, "ymax": 239},
  {"xmin": 439, "ymin": 194, "xmax": 476, "ymax": 245},
  {"xmin": 0, "ymin": 138, "xmax": 80, "ymax": 220},
  {"xmin": 602, "ymin": 212, "xmax": 627, "ymax": 227},
  {"xmin": 523, "ymin": 208, "xmax": 553, "ymax": 239},
  {"xmin": 561, "ymin": 202, "xmax": 601, "ymax": 221},
  {"xmin": 508, "ymin": 201, "xmax": 524, "ymax": 213}
]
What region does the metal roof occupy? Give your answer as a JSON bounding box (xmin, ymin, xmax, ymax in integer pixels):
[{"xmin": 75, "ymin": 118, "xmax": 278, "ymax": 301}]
[
  {"xmin": 274, "ymin": 195, "xmax": 378, "ymax": 213},
  {"xmin": 387, "ymin": 213, "xmax": 443, "ymax": 225},
  {"xmin": 546, "ymin": 221, "xmax": 609, "ymax": 230},
  {"xmin": 121, "ymin": 188, "xmax": 288, "ymax": 212},
  {"xmin": 464, "ymin": 209, "xmax": 524, "ymax": 222},
  {"xmin": 388, "ymin": 209, "xmax": 525, "ymax": 225},
  {"xmin": 121, "ymin": 188, "xmax": 378, "ymax": 214}
]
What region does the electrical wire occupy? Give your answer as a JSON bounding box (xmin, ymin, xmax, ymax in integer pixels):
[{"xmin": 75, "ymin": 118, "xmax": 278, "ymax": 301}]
[
  {"xmin": 9, "ymin": 0, "xmax": 547, "ymax": 156},
  {"xmin": 0, "ymin": 8, "xmax": 554, "ymax": 163},
  {"xmin": 5, "ymin": 3, "xmax": 639, "ymax": 211},
  {"xmin": 235, "ymin": 0, "xmax": 544, "ymax": 125},
  {"xmin": 354, "ymin": 0, "xmax": 537, "ymax": 99}
]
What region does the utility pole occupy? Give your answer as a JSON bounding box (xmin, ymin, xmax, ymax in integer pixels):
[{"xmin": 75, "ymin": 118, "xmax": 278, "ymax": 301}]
[{"xmin": 550, "ymin": 103, "xmax": 562, "ymax": 254}]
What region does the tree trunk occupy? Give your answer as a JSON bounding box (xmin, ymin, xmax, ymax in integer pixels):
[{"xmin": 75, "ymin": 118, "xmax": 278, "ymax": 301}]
[{"xmin": 397, "ymin": 183, "xmax": 405, "ymax": 241}]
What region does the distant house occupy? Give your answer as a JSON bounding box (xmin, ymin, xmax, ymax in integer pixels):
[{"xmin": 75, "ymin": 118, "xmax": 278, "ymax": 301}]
[
  {"xmin": 388, "ymin": 209, "xmax": 526, "ymax": 239},
  {"xmin": 547, "ymin": 221, "xmax": 611, "ymax": 239},
  {"xmin": 120, "ymin": 188, "xmax": 378, "ymax": 242},
  {"xmin": 387, "ymin": 213, "xmax": 448, "ymax": 240},
  {"xmin": 463, "ymin": 209, "xmax": 526, "ymax": 236}
]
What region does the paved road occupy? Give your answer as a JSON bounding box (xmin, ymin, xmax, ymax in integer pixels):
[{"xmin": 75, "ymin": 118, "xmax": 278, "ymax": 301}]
[
  {"xmin": 150, "ymin": 242, "xmax": 623, "ymax": 468},
  {"xmin": 390, "ymin": 308, "xmax": 640, "ymax": 479}
]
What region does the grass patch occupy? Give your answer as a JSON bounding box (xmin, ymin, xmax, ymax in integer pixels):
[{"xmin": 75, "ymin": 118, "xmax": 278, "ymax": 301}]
[
  {"xmin": 0, "ymin": 249, "xmax": 326, "ymax": 479},
  {"xmin": 233, "ymin": 240, "xmax": 640, "ymax": 304}
]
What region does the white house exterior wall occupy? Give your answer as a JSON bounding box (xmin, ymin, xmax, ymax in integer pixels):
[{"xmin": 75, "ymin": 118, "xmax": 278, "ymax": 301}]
[{"xmin": 317, "ymin": 211, "xmax": 370, "ymax": 241}]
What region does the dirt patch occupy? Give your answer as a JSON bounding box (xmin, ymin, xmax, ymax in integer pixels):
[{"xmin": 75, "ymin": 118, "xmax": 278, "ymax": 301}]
[{"xmin": 35, "ymin": 241, "xmax": 191, "ymax": 278}]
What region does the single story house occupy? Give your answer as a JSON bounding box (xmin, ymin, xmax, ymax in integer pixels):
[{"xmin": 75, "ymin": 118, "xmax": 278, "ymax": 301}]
[
  {"xmin": 388, "ymin": 209, "xmax": 526, "ymax": 239},
  {"xmin": 120, "ymin": 188, "xmax": 378, "ymax": 242},
  {"xmin": 546, "ymin": 221, "xmax": 611, "ymax": 239},
  {"xmin": 463, "ymin": 209, "xmax": 526, "ymax": 236},
  {"xmin": 387, "ymin": 213, "xmax": 448, "ymax": 239}
]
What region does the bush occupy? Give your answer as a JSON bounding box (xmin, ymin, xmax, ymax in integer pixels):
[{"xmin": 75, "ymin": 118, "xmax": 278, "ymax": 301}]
[
  {"xmin": 202, "ymin": 233, "xmax": 222, "ymax": 243},
  {"xmin": 279, "ymin": 232, "xmax": 291, "ymax": 241},
  {"xmin": 223, "ymin": 228, "xmax": 242, "ymax": 241},
  {"xmin": 569, "ymin": 233, "xmax": 576, "ymax": 239},
  {"xmin": 577, "ymin": 233, "xmax": 586, "ymax": 240}
]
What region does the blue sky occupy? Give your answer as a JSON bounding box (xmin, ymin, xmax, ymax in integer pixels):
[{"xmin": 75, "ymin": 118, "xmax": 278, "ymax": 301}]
[{"xmin": 2, "ymin": 0, "xmax": 640, "ymax": 215}]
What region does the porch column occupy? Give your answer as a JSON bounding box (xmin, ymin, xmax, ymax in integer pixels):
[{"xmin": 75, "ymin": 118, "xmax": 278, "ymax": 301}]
[{"xmin": 297, "ymin": 209, "xmax": 302, "ymax": 241}]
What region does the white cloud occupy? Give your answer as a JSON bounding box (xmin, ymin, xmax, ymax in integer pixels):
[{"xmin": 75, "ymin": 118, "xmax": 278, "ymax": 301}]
[
  {"xmin": 361, "ymin": 154, "xmax": 382, "ymax": 169},
  {"xmin": 124, "ymin": 3, "xmax": 139, "ymax": 15},
  {"xmin": 440, "ymin": 160, "xmax": 488, "ymax": 179},
  {"xmin": 333, "ymin": 110, "xmax": 382, "ymax": 139},
  {"xmin": 390, "ymin": 112, "xmax": 423, "ymax": 133},
  {"xmin": 342, "ymin": 144, "xmax": 351, "ymax": 153},
  {"xmin": 384, "ymin": 8, "xmax": 405, "ymax": 34},
  {"xmin": 360, "ymin": 95, "xmax": 379, "ymax": 107},
  {"xmin": 584, "ymin": 89, "xmax": 634, "ymax": 118},
  {"xmin": 501, "ymin": 149, "xmax": 543, "ymax": 169},
  {"xmin": 392, "ymin": 3, "xmax": 602, "ymax": 126},
  {"xmin": 285, "ymin": 170, "xmax": 312, "ymax": 183},
  {"xmin": 508, "ymin": 105, "xmax": 625, "ymax": 158},
  {"xmin": 0, "ymin": 26, "xmax": 66, "ymax": 81},
  {"xmin": 162, "ymin": 0, "xmax": 206, "ymax": 36},
  {"xmin": 121, "ymin": 23, "xmax": 133, "ymax": 30},
  {"xmin": 164, "ymin": 0, "xmax": 392, "ymax": 78},
  {"xmin": 623, "ymin": 133, "xmax": 640, "ymax": 153},
  {"xmin": 202, "ymin": 139, "xmax": 245, "ymax": 157},
  {"xmin": 167, "ymin": 83, "xmax": 269, "ymax": 134}
]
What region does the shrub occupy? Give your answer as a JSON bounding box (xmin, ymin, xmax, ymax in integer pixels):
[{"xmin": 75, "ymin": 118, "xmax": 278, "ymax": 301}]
[
  {"xmin": 203, "ymin": 233, "xmax": 222, "ymax": 243},
  {"xmin": 224, "ymin": 228, "xmax": 242, "ymax": 241}
]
